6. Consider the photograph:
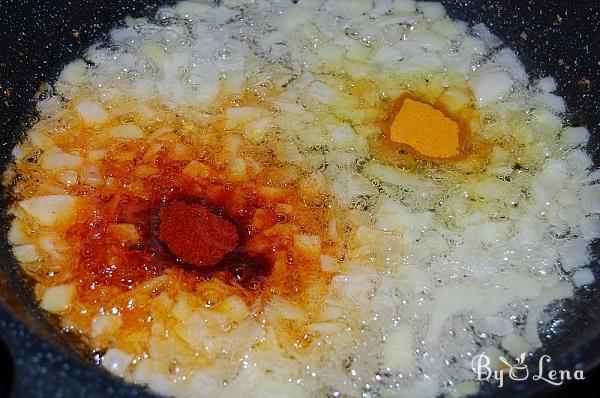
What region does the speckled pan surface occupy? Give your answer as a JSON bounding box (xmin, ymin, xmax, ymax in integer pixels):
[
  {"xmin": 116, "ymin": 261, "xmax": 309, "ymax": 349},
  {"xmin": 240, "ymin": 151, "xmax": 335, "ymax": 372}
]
[{"xmin": 0, "ymin": 1, "xmax": 598, "ymax": 397}]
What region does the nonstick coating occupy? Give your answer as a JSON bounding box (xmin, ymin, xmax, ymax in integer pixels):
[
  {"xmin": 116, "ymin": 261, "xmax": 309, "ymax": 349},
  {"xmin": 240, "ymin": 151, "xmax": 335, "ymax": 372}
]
[{"xmin": 0, "ymin": 1, "xmax": 598, "ymax": 397}]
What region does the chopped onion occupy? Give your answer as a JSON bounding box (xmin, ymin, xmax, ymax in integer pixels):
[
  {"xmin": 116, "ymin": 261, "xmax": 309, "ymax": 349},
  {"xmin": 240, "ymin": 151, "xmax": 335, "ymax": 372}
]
[
  {"xmin": 107, "ymin": 224, "xmax": 140, "ymax": 244},
  {"xmin": 81, "ymin": 163, "xmax": 104, "ymax": 185},
  {"xmin": 266, "ymin": 298, "xmax": 306, "ymax": 321},
  {"xmin": 537, "ymin": 76, "xmax": 558, "ymax": 93},
  {"xmin": 383, "ymin": 324, "xmax": 414, "ymax": 371},
  {"xmin": 102, "ymin": 348, "xmax": 132, "ymax": 377},
  {"xmin": 560, "ymin": 239, "xmax": 590, "ymax": 271},
  {"xmin": 417, "ymin": 1, "xmax": 445, "ymax": 21},
  {"xmin": 215, "ymin": 296, "xmax": 250, "ymax": 323},
  {"xmin": 41, "ymin": 148, "xmax": 83, "ymax": 171},
  {"xmin": 293, "ymin": 234, "xmax": 321, "ymax": 257},
  {"xmin": 40, "ymin": 284, "xmax": 75, "ymax": 313},
  {"xmin": 243, "ymin": 118, "xmax": 272, "ymax": 143},
  {"xmin": 472, "ymin": 71, "xmax": 513, "ymax": 105},
  {"xmin": 484, "ymin": 316, "xmax": 514, "ymax": 336},
  {"xmin": 320, "ymin": 254, "xmax": 340, "ymax": 273},
  {"xmin": 19, "ymin": 195, "xmax": 79, "ymax": 226},
  {"xmin": 562, "ymin": 126, "xmax": 589, "ymax": 147},
  {"xmin": 28, "ymin": 130, "xmax": 56, "ymax": 150},
  {"xmin": 501, "ymin": 333, "xmax": 531, "ymax": 357},
  {"xmin": 572, "ymin": 268, "xmax": 594, "ymax": 287},
  {"xmin": 307, "ymin": 81, "xmax": 339, "ymax": 105},
  {"xmin": 91, "ymin": 314, "xmax": 123, "ymax": 338},
  {"xmin": 57, "ymin": 170, "xmax": 79, "ymax": 186},
  {"xmin": 60, "ymin": 60, "xmax": 87, "ymax": 85},
  {"xmin": 225, "ymin": 106, "xmax": 262, "ymax": 124},
  {"xmin": 12, "ymin": 244, "xmax": 40, "ymax": 263},
  {"xmin": 8, "ymin": 222, "xmax": 28, "ymax": 245},
  {"xmin": 75, "ymin": 101, "xmax": 109, "ymax": 125},
  {"xmin": 107, "ymin": 124, "xmax": 145, "ymax": 139}
]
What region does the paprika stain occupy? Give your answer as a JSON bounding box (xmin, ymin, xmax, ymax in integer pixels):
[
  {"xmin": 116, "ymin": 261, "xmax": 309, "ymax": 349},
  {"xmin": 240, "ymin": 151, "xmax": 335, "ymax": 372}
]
[{"xmin": 159, "ymin": 201, "xmax": 239, "ymax": 267}]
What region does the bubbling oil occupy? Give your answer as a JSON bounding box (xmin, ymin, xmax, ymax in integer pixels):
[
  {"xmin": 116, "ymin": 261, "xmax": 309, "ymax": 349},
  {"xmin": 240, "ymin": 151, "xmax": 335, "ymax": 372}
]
[
  {"xmin": 5, "ymin": 1, "xmax": 596, "ymax": 397},
  {"xmin": 7, "ymin": 92, "xmax": 348, "ymax": 358}
]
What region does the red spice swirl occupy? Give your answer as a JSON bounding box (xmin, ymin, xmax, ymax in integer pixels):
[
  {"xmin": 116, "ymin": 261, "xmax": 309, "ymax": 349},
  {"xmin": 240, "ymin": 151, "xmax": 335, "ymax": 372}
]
[{"xmin": 159, "ymin": 201, "xmax": 239, "ymax": 267}]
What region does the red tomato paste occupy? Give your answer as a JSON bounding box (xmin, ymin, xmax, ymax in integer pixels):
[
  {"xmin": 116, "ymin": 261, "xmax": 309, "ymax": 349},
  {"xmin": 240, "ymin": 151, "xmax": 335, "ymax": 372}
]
[{"xmin": 159, "ymin": 201, "xmax": 239, "ymax": 267}]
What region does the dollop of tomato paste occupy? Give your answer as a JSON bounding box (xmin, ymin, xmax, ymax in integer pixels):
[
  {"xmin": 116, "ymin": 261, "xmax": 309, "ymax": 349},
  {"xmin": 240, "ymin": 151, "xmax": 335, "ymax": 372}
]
[{"xmin": 159, "ymin": 201, "xmax": 239, "ymax": 267}]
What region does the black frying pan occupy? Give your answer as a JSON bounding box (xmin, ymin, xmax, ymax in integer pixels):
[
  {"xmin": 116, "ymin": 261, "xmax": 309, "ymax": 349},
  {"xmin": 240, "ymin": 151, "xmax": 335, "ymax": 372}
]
[{"xmin": 0, "ymin": 1, "xmax": 599, "ymax": 397}]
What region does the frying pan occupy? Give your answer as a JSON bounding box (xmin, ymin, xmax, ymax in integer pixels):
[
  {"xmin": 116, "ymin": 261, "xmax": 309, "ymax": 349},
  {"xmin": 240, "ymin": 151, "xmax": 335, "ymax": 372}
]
[{"xmin": 0, "ymin": 1, "xmax": 598, "ymax": 397}]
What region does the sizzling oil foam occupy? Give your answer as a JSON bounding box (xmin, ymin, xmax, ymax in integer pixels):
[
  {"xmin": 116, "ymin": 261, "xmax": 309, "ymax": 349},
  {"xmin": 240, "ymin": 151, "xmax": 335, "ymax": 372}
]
[{"xmin": 4, "ymin": 1, "xmax": 599, "ymax": 397}]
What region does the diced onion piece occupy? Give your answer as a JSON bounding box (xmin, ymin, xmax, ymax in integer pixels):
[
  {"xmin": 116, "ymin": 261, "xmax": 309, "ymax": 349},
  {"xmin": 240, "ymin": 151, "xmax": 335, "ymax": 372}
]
[
  {"xmin": 225, "ymin": 106, "xmax": 262, "ymax": 124},
  {"xmin": 537, "ymin": 76, "xmax": 557, "ymax": 93},
  {"xmin": 410, "ymin": 29, "xmax": 446, "ymax": 51},
  {"xmin": 267, "ymin": 298, "xmax": 307, "ymax": 321},
  {"xmin": 41, "ymin": 148, "xmax": 83, "ymax": 171},
  {"xmin": 501, "ymin": 334, "xmax": 531, "ymax": 357},
  {"xmin": 293, "ymin": 234, "xmax": 321, "ymax": 258},
  {"xmin": 38, "ymin": 234, "xmax": 66, "ymax": 260},
  {"xmin": 572, "ymin": 268, "xmax": 595, "ymax": 287},
  {"xmin": 229, "ymin": 158, "xmax": 247, "ymax": 180},
  {"xmin": 392, "ymin": 0, "xmax": 417, "ymax": 14},
  {"xmin": 472, "ymin": 71, "xmax": 513, "ymax": 105},
  {"xmin": 332, "ymin": 171, "xmax": 377, "ymax": 206},
  {"xmin": 252, "ymin": 379, "xmax": 306, "ymax": 398},
  {"xmin": 562, "ymin": 126, "xmax": 589, "ymax": 147},
  {"xmin": 306, "ymin": 322, "xmax": 343, "ymax": 335},
  {"xmin": 472, "ymin": 23, "xmax": 502, "ymax": 48},
  {"xmin": 484, "ymin": 316, "xmax": 514, "ymax": 336},
  {"xmin": 417, "ymin": 1, "xmax": 445, "ymax": 20},
  {"xmin": 223, "ymin": 134, "xmax": 243, "ymax": 157},
  {"xmin": 8, "ymin": 222, "xmax": 28, "ymax": 245},
  {"xmin": 182, "ymin": 160, "xmax": 213, "ymax": 179},
  {"xmin": 534, "ymin": 93, "xmax": 566, "ymax": 113},
  {"xmin": 81, "ymin": 163, "xmax": 104, "ymax": 185},
  {"xmin": 19, "ymin": 195, "xmax": 79, "ymax": 226},
  {"xmin": 102, "ymin": 348, "xmax": 132, "ymax": 377},
  {"xmin": 323, "ymin": 0, "xmax": 371, "ymax": 17},
  {"xmin": 172, "ymin": 295, "xmax": 193, "ymax": 321},
  {"xmin": 140, "ymin": 41, "xmax": 168, "ymax": 63},
  {"xmin": 75, "ymin": 101, "xmax": 109, "ymax": 125},
  {"xmin": 60, "ymin": 59, "xmax": 87, "ymax": 85},
  {"xmin": 88, "ymin": 149, "xmax": 107, "ymax": 160},
  {"xmin": 91, "ymin": 314, "xmax": 123, "ymax": 338},
  {"xmin": 320, "ymin": 254, "xmax": 340, "ymax": 273},
  {"xmin": 330, "ymin": 124, "xmax": 364, "ymax": 151},
  {"xmin": 243, "ymin": 118, "xmax": 271, "ymax": 143},
  {"xmin": 560, "ymin": 239, "xmax": 589, "ymax": 271},
  {"xmin": 364, "ymin": 162, "xmax": 426, "ymax": 187},
  {"xmin": 307, "ymin": 81, "xmax": 339, "ymax": 105},
  {"xmin": 40, "ymin": 284, "xmax": 75, "ymax": 313},
  {"xmin": 172, "ymin": 143, "xmax": 192, "ymax": 161},
  {"xmin": 383, "ymin": 324, "xmax": 414, "ymax": 371},
  {"xmin": 174, "ymin": 314, "xmax": 210, "ymax": 349},
  {"xmin": 174, "ymin": 1, "xmax": 213, "ymax": 20},
  {"xmin": 580, "ymin": 215, "xmax": 600, "ymax": 241},
  {"xmin": 375, "ymin": 198, "xmax": 433, "ymax": 232},
  {"xmin": 57, "ymin": 170, "xmax": 79, "ymax": 186},
  {"xmin": 274, "ymin": 141, "xmax": 303, "ymax": 162},
  {"xmin": 107, "ymin": 223, "xmax": 140, "ymax": 244},
  {"xmin": 453, "ymin": 382, "xmax": 480, "ymax": 397},
  {"xmin": 135, "ymin": 164, "xmax": 159, "ymax": 177},
  {"xmin": 107, "ymin": 124, "xmax": 145, "ymax": 139},
  {"xmin": 279, "ymin": 6, "xmax": 313, "ymax": 31},
  {"xmin": 13, "ymin": 244, "xmax": 40, "ymax": 262},
  {"xmin": 28, "ymin": 130, "xmax": 56, "ymax": 150},
  {"xmin": 215, "ymin": 296, "xmax": 250, "ymax": 323}
]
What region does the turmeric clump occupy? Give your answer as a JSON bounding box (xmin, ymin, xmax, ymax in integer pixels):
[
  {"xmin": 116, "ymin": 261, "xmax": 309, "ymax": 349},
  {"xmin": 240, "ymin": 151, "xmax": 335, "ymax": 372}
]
[{"xmin": 390, "ymin": 98, "xmax": 460, "ymax": 160}]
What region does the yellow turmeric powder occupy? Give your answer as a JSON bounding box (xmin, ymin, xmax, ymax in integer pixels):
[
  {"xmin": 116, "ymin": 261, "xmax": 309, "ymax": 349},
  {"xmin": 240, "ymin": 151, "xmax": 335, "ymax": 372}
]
[{"xmin": 390, "ymin": 98, "xmax": 460, "ymax": 159}]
